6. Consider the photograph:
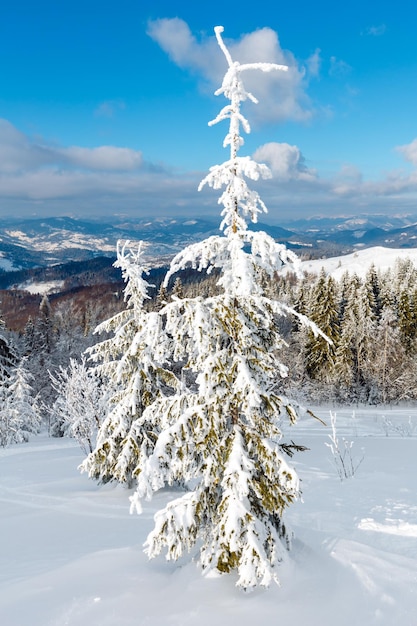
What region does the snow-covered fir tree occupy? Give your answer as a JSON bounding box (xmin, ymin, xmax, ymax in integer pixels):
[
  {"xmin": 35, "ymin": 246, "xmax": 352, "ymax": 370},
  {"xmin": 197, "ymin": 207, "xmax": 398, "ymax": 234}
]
[
  {"xmin": 36, "ymin": 294, "xmax": 55, "ymax": 357},
  {"xmin": 81, "ymin": 241, "xmax": 181, "ymax": 486},
  {"xmin": 398, "ymin": 288, "xmax": 417, "ymax": 353},
  {"xmin": 304, "ymin": 270, "xmax": 339, "ymax": 384},
  {"xmin": 0, "ymin": 318, "xmax": 17, "ymax": 381},
  {"xmin": 49, "ymin": 356, "xmax": 107, "ymax": 452},
  {"xmin": 370, "ymin": 307, "xmax": 407, "ymax": 403},
  {"xmin": 155, "ymin": 282, "xmax": 169, "ymax": 310},
  {"xmin": 125, "ymin": 26, "xmax": 325, "ymax": 590},
  {"xmin": 171, "ymin": 276, "xmax": 184, "ymax": 299},
  {"xmin": 0, "ymin": 358, "xmax": 40, "ymax": 447},
  {"xmin": 363, "ymin": 264, "xmax": 382, "ymax": 321}
]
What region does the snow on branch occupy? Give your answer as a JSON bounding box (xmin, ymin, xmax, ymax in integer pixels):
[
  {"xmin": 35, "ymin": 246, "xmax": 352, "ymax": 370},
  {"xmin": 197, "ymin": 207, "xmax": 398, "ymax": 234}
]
[
  {"xmin": 201, "ymin": 26, "xmax": 288, "ymax": 235},
  {"xmin": 114, "ymin": 240, "xmax": 153, "ymax": 309},
  {"xmin": 213, "ymin": 25, "xmax": 288, "ymax": 106}
]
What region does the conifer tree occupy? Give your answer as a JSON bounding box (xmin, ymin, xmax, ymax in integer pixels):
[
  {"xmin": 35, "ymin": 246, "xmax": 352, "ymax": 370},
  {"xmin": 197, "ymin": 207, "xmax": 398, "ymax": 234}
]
[
  {"xmin": 398, "ymin": 289, "xmax": 416, "ymax": 353},
  {"xmin": 49, "ymin": 356, "xmax": 107, "ymax": 452},
  {"xmin": 171, "ymin": 276, "xmax": 184, "ymax": 299},
  {"xmin": 0, "ymin": 358, "xmax": 40, "ymax": 447},
  {"xmin": 155, "ymin": 281, "xmax": 169, "ymax": 310},
  {"xmin": 371, "ymin": 307, "xmax": 407, "ymax": 403},
  {"xmin": 393, "ymin": 257, "xmax": 417, "ymax": 294},
  {"xmin": 379, "ymin": 267, "xmax": 396, "ymax": 310},
  {"xmin": 0, "ymin": 317, "xmax": 17, "ymax": 381},
  {"xmin": 81, "ymin": 242, "xmax": 180, "ymax": 486},
  {"xmin": 364, "ymin": 263, "xmax": 382, "ymax": 321},
  {"xmin": 355, "ymin": 281, "xmax": 378, "ymax": 395},
  {"xmin": 36, "ymin": 294, "xmax": 55, "ymax": 356},
  {"xmin": 334, "ymin": 274, "xmax": 360, "ymax": 399},
  {"xmin": 304, "ymin": 270, "xmax": 339, "ymax": 383},
  {"xmin": 338, "ymin": 270, "xmax": 351, "ymax": 323},
  {"xmin": 128, "ymin": 26, "xmax": 325, "ymax": 589},
  {"xmin": 333, "ymin": 273, "xmax": 377, "ymax": 401},
  {"xmin": 23, "ymin": 316, "xmax": 36, "ymax": 355}
]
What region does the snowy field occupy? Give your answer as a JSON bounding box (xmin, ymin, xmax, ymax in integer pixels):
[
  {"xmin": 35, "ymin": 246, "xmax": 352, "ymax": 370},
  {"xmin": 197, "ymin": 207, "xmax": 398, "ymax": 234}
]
[{"xmin": 1, "ymin": 406, "xmax": 416, "ymax": 626}]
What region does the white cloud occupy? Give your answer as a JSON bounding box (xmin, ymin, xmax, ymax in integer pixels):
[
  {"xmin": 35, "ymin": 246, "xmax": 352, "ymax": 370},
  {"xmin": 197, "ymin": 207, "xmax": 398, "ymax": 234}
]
[
  {"xmin": 147, "ymin": 18, "xmax": 199, "ymax": 68},
  {"xmin": 94, "ymin": 100, "xmax": 126, "ymax": 118},
  {"xmin": 0, "ymin": 163, "xmax": 205, "ymax": 217},
  {"xmin": 331, "ymin": 166, "xmax": 417, "ymax": 198},
  {"xmin": 332, "ymin": 165, "xmax": 364, "ymax": 195},
  {"xmin": 0, "ymin": 119, "xmax": 56, "ymax": 172},
  {"xmin": 4, "ymin": 118, "xmax": 417, "ymax": 221},
  {"xmin": 329, "ymin": 56, "xmax": 352, "ymax": 77},
  {"xmin": 0, "ymin": 119, "xmax": 143, "ymax": 173},
  {"xmin": 148, "ymin": 18, "xmax": 316, "ymax": 123},
  {"xmin": 306, "ymin": 49, "xmax": 321, "ymax": 78},
  {"xmin": 0, "ymin": 119, "xmax": 213, "ymax": 219},
  {"xmin": 60, "ymin": 146, "xmax": 143, "ymax": 170},
  {"xmin": 253, "ymin": 142, "xmax": 317, "ymax": 182},
  {"xmin": 365, "ymin": 24, "xmax": 387, "ymax": 37},
  {"xmin": 146, "ymin": 17, "xmax": 230, "ymax": 87},
  {"xmin": 396, "ymin": 138, "xmax": 417, "ymax": 165}
]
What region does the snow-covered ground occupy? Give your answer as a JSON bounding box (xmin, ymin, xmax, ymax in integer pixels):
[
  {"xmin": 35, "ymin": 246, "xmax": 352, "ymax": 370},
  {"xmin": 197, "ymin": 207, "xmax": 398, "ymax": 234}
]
[{"xmin": 1, "ymin": 407, "xmax": 416, "ymax": 626}]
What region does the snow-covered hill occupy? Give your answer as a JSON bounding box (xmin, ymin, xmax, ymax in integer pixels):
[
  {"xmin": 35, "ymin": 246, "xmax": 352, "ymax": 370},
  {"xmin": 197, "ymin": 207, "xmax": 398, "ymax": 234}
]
[{"xmin": 298, "ymin": 246, "xmax": 417, "ymax": 279}]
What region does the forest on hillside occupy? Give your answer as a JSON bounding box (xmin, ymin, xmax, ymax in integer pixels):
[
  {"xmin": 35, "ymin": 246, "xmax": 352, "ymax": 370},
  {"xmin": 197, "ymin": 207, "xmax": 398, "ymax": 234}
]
[{"xmin": 1, "ymin": 251, "xmax": 417, "ymax": 450}]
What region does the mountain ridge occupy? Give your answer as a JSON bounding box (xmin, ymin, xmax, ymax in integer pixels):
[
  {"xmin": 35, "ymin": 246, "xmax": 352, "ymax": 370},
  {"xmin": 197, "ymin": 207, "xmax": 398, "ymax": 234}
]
[{"xmin": 1, "ymin": 213, "xmax": 417, "ymax": 272}]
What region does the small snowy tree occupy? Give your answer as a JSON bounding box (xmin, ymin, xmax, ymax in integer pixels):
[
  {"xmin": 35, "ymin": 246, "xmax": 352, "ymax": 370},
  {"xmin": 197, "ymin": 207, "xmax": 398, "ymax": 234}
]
[
  {"xmin": 371, "ymin": 306, "xmax": 409, "ymax": 403},
  {"xmin": 0, "ymin": 319, "xmax": 18, "ymax": 381},
  {"xmin": 0, "ymin": 358, "xmax": 40, "ymax": 447},
  {"xmin": 80, "ymin": 241, "xmax": 181, "ymax": 485},
  {"xmin": 304, "ymin": 270, "xmax": 339, "ymax": 384},
  {"xmin": 36, "ymin": 294, "xmax": 55, "ymax": 356},
  {"xmin": 49, "ymin": 356, "xmax": 107, "ymax": 453},
  {"xmin": 128, "ymin": 26, "xmax": 326, "ymax": 590}
]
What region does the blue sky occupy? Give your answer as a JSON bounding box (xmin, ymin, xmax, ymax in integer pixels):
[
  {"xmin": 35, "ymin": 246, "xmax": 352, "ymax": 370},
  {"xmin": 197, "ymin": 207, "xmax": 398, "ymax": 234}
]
[{"xmin": 1, "ymin": 0, "xmax": 417, "ymax": 223}]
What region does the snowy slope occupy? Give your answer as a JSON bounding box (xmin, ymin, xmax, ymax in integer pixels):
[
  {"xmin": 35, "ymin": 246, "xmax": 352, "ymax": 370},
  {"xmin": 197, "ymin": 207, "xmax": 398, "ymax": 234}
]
[
  {"xmin": 14, "ymin": 279, "xmax": 65, "ymax": 295},
  {"xmin": 299, "ymin": 246, "xmax": 417, "ymax": 279},
  {"xmin": 0, "ymin": 254, "xmax": 16, "ymax": 272},
  {"xmin": 0, "ymin": 408, "xmax": 416, "ymax": 626}
]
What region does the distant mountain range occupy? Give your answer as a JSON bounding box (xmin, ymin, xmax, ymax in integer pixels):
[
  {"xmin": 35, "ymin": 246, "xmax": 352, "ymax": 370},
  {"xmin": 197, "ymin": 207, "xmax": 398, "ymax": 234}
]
[
  {"xmin": 1, "ymin": 213, "xmax": 417, "ymax": 272},
  {"xmin": 2, "ymin": 213, "xmax": 417, "ymax": 330}
]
